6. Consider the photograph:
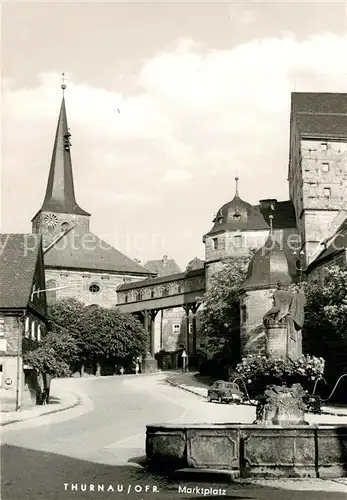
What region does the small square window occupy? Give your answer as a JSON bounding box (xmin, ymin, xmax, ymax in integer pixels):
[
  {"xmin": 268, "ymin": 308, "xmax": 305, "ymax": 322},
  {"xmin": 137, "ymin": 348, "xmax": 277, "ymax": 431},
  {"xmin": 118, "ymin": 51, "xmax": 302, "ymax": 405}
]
[
  {"xmin": 323, "ymin": 187, "xmax": 331, "ymax": 198},
  {"xmin": 172, "ymin": 324, "xmax": 180, "ymax": 334},
  {"xmin": 321, "ymin": 142, "xmax": 328, "ymax": 151},
  {"xmin": 212, "ymin": 238, "xmax": 218, "ymax": 250},
  {"xmin": 322, "ymin": 163, "xmax": 329, "ymax": 172}
]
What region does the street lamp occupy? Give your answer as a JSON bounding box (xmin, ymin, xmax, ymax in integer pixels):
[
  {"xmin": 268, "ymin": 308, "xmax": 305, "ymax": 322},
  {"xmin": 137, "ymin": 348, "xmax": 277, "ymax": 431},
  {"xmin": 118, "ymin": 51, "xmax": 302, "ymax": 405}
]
[{"xmin": 293, "ymin": 250, "xmax": 309, "ymax": 282}]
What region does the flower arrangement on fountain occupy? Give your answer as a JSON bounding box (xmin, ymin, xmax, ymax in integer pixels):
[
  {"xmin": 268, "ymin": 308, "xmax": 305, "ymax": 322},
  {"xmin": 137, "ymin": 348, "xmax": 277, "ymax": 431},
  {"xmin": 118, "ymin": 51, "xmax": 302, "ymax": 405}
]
[{"xmin": 234, "ymin": 354, "xmax": 325, "ymax": 417}]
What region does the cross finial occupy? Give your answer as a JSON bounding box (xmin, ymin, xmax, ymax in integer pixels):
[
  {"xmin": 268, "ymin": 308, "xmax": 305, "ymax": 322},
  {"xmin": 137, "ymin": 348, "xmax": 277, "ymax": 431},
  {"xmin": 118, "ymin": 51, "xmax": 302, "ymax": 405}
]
[{"xmin": 61, "ymin": 72, "xmax": 67, "ymax": 93}]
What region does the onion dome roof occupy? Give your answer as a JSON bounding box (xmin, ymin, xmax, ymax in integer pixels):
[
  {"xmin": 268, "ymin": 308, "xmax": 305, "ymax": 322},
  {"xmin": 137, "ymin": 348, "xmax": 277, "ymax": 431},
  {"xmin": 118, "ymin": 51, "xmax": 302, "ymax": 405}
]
[{"xmin": 242, "ymin": 234, "xmax": 292, "ymax": 291}]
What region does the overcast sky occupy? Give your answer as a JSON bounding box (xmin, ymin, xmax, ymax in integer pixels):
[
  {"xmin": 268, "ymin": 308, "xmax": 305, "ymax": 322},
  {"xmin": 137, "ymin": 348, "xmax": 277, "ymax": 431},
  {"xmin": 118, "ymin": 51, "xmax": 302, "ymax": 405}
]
[{"xmin": 2, "ymin": 1, "xmax": 347, "ymax": 269}]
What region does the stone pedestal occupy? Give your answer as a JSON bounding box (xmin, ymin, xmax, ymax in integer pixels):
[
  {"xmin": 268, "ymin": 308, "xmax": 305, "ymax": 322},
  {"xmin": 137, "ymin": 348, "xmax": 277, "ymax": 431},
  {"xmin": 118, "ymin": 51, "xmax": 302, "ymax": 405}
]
[
  {"xmin": 266, "ymin": 323, "xmax": 288, "ymax": 358},
  {"xmin": 142, "ymin": 352, "xmax": 158, "ymax": 373}
]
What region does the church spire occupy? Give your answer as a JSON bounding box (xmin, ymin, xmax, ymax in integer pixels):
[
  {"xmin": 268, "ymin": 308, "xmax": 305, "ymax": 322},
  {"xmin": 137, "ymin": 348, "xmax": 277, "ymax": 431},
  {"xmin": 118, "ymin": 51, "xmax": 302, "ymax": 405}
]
[{"xmin": 40, "ymin": 82, "xmax": 89, "ymax": 216}]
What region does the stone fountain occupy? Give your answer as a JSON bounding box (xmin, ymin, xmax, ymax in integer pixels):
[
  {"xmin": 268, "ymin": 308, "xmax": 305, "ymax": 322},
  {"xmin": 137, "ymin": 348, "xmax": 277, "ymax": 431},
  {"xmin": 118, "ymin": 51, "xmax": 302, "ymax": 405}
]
[{"xmin": 145, "ymin": 207, "xmax": 347, "ymax": 478}]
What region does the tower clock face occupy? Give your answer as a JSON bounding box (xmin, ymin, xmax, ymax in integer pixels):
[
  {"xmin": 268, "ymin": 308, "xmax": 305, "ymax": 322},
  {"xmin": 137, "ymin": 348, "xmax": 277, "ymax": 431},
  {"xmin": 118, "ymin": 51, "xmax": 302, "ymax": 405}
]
[{"xmin": 44, "ymin": 213, "xmax": 58, "ymax": 229}]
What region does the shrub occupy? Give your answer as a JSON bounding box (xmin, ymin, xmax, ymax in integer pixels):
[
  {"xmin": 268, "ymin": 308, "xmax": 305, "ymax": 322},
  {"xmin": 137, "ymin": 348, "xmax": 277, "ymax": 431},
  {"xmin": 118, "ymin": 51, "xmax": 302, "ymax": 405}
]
[{"xmin": 234, "ymin": 354, "xmax": 325, "ymax": 398}]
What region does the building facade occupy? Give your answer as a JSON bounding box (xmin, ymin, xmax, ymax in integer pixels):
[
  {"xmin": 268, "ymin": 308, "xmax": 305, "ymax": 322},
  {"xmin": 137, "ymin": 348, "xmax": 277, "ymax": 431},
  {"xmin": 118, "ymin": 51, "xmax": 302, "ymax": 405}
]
[{"xmin": 0, "ymin": 234, "xmax": 48, "ymax": 411}]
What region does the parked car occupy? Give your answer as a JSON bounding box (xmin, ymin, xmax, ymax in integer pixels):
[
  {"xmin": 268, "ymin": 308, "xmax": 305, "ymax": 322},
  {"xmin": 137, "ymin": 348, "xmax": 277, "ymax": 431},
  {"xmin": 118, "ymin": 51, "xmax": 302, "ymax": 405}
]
[{"xmin": 207, "ymin": 380, "xmax": 244, "ymax": 404}]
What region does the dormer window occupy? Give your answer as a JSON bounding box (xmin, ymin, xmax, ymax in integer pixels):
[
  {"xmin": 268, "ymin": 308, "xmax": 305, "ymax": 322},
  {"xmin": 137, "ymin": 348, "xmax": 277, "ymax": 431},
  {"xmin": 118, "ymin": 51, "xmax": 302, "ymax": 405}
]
[{"xmin": 233, "ymin": 212, "xmax": 241, "ymax": 220}]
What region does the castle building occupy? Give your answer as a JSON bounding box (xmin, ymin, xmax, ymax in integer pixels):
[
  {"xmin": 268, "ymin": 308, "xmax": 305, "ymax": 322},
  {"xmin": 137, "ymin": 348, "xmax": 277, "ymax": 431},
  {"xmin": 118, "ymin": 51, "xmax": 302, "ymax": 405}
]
[
  {"xmin": 203, "ymin": 177, "xmax": 298, "ymax": 286},
  {"xmin": 31, "ymin": 89, "xmax": 154, "ymax": 308},
  {"xmin": 289, "ymin": 92, "xmax": 347, "ymax": 266}
]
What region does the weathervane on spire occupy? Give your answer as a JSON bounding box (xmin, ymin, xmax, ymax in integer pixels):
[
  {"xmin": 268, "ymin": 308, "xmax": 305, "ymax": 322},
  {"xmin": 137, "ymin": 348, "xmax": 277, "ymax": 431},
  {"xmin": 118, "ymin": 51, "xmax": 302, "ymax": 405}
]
[{"xmin": 61, "ymin": 72, "xmax": 67, "ymax": 93}]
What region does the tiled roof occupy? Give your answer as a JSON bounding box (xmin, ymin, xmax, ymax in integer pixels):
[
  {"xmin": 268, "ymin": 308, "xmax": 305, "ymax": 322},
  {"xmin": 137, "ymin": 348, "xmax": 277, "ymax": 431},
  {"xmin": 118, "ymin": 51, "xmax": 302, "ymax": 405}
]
[
  {"xmin": 291, "ymin": 92, "xmax": 347, "ymax": 115},
  {"xmin": 310, "ymin": 218, "xmax": 347, "ymax": 266},
  {"xmin": 144, "ymin": 257, "xmax": 182, "ymax": 277},
  {"xmin": 44, "ymin": 227, "xmax": 154, "ymax": 275},
  {"xmin": 296, "ymin": 114, "xmax": 347, "ymax": 140},
  {"xmin": 0, "ymin": 234, "xmax": 41, "ymax": 308},
  {"xmin": 205, "ymin": 200, "xmax": 296, "ymax": 237},
  {"xmin": 291, "ymin": 92, "xmax": 347, "ymax": 139}
]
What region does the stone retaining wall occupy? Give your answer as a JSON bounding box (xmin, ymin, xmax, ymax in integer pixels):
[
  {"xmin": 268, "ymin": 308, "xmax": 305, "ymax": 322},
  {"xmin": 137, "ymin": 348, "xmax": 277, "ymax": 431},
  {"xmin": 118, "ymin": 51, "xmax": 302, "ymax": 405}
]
[{"xmin": 146, "ymin": 423, "xmax": 347, "ymax": 478}]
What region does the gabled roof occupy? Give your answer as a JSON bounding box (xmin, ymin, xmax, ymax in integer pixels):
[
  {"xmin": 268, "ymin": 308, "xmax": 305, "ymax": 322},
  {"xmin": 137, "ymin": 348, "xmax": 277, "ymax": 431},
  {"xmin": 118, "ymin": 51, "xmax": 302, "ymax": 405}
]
[
  {"xmin": 144, "ymin": 256, "xmax": 182, "ymax": 277},
  {"xmin": 0, "ymin": 234, "xmax": 42, "ymax": 308},
  {"xmin": 44, "ymin": 226, "xmax": 154, "ymax": 275},
  {"xmin": 205, "ymin": 200, "xmax": 296, "ymax": 237},
  {"xmin": 291, "ymin": 92, "xmax": 347, "ymax": 140},
  {"xmin": 310, "ymin": 218, "xmax": 347, "ymax": 267}
]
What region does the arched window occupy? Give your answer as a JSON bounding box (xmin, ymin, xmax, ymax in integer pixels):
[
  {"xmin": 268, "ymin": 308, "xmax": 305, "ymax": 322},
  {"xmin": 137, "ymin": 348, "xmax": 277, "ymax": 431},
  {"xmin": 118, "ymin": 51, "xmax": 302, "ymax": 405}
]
[
  {"xmin": 46, "ymin": 280, "xmax": 57, "ymax": 306},
  {"xmin": 125, "ymin": 294, "xmax": 128, "ymax": 303},
  {"xmin": 24, "ymin": 317, "xmax": 30, "ymax": 338},
  {"xmin": 162, "ymin": 287, "xmax": 169, "ymax": 297},
  {"xmin": 37, "ymin": 325, "xmax": 41, "ymax": 342},
  {"xmin": 151, "ymin": 290, "xmax": 155, "ymax": 298},
  {"xmin": 136, "ymin": 291, "xmax": 143, "ymax": 301},
  {"xmin": 31, "ymin": 321, "xmax": 36, "ymax": 340}
]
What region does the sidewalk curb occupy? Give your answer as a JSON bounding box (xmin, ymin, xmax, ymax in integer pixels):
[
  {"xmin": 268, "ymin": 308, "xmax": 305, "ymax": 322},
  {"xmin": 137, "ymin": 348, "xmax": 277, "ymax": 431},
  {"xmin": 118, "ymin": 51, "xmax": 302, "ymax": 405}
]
[
  {"xmin": 166, "ymin": 377, "xmax": 347, "ymax": 418},
  {"xmin": 165, "ymin": 378, "xmax": 207, "ymax": 399},
  {"xmin": 0, "ymin": 392, "xmax": 81, "ymax": 427}
]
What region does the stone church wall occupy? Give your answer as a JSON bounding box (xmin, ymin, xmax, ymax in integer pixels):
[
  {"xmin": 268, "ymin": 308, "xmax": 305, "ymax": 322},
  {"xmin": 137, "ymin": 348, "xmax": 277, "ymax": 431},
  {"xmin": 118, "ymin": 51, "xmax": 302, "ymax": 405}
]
[{"xmin": 45, "ymin": 269, "xmax": 145, "ymax": 309}]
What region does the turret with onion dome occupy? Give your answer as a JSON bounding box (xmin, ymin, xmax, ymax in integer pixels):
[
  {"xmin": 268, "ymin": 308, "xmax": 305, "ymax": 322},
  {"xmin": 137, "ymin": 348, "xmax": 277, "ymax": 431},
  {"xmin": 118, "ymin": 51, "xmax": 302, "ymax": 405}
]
[
  {"xmin": 239, "ymin": 200, "xmax": 294, "ymax": 356},
  {"xmin": 205, "ymin": 177, "xmax": 254, "ymax": 236},
  {"xmin": 242, "ymin": 199, "xmax": 292, "ymax": 291}
]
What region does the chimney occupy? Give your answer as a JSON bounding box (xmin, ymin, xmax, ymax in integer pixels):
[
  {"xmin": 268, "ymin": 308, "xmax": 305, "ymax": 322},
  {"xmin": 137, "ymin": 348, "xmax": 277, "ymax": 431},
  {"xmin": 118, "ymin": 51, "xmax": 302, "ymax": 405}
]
[{"xmin": 162, "ymin": 254, "xmax": 168, "ymax": 265}]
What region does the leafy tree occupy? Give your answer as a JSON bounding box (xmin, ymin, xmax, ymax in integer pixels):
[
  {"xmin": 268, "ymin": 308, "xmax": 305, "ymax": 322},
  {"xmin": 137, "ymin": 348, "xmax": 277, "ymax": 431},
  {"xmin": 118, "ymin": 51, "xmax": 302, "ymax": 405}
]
[
  {"xmin": 23, "ymin": 346, "xmax": 71, "ymax": 378},
  {"xmin": 48, "ymin": 298, "xmax": 148, "ymax": 375},
  {"xmin": 302, "ymin": 266, "xmax": 347, "ymax": 386},
  {"xmin": 105, "ymin": 308, "xmax": 147, "ymax": 371},
  {"xmin": 198, "ymin": 255, "xmax": 252, "ymax": 375},
  {"xmin": 199, "ymin": 255, "xmax": 251, "ymax": 339}
]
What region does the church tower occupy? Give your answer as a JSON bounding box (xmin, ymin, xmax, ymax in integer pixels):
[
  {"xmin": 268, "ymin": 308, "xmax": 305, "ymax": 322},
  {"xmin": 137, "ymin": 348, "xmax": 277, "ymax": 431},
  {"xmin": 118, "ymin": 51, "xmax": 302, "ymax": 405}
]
[{"xmin": 31, "ymin": 85, "xmax": 90, "ymax": 246}]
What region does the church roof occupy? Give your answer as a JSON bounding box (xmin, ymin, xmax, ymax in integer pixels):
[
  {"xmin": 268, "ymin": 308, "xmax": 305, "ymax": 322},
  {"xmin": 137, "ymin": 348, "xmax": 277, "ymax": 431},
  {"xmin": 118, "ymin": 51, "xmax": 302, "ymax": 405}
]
[
  {"xmin": 291, "ymin": 92, "xmax": 347, "ymax": 140},
  {"xmin": 144, "ymin": 256, "xmax": 182, "ymax": 277},
  {"xmin": 242, "ymin": 234, "xmax": 293, "ymax": 291},
  {"xmin": 44, "ymin": 226, "xmax": 154, "ymax": 276},
  {"xmin": 0, "ymin": 234, "xmax": 42, "ymax": 308},
  {"xmin": 33, "ymin": 95, "xmax": 89, "ymax": 219}
]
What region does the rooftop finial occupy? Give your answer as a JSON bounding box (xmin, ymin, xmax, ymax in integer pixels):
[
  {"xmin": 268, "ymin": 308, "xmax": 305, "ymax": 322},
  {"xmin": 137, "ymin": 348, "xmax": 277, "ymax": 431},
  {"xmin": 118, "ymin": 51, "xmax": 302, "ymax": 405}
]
[
  {"xmin": 235, "ymin": 175, "xmax": 239, "ymax": 197},
  {"xmin": 61, "ymin": 72, "xmax": 67, "ymax": 93}
]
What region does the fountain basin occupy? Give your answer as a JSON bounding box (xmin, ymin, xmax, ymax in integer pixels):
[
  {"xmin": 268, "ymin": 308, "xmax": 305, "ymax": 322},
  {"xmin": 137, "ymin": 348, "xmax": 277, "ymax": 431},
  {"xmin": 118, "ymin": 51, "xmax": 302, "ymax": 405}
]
[{"xmin": 146, "ymin": 422, "xmax": 347, "ymax": 478}]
